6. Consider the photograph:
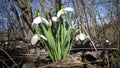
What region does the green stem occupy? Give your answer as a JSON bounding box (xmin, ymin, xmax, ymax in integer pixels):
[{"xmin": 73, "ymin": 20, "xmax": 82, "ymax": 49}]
[{"xmin": 35, "ymin": 27, "xmax": 40, "ymax": 40}]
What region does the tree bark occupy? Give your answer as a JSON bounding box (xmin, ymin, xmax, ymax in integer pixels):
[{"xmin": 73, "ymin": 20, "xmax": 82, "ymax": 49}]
[{"xmin": 9, "ymin": 0, "xmax": 34, "ymax": 39}]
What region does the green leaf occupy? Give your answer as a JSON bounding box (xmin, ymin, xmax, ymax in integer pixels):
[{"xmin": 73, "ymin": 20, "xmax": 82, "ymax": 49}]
[
  {"xmin": 61, "ymin": 27, "xmax": 72, "ymax": 59},
  {"xmin": 56, "ymin": 25, "xmax": 61, "ymax": 60},
  {"xmin": 41, "ymin": 24, "xmax": 58, "ymax": 61}
]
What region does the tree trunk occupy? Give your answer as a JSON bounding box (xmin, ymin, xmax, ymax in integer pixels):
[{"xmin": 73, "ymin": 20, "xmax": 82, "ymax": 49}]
[{"xmin": 10, "ymin": 0, "xmax": 34, "ymax": 39}]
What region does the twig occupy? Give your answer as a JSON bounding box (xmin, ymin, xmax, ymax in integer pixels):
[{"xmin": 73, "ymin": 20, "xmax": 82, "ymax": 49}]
[
  {"xmin": 11, "ymin": 57, "xmax": 23, "ymax": 68},
  {"xmin": 38, "ymin": 62, "xmax": 58, "ymax": 68},
  {"xmin": 0, "ymin": 58, "xmax": 9, "ymax": 68},
  {"xmin": 38, "ymin": 60, "xmax": 103, "ymax": 68},
  {"xmin": 0, "ymin": 48, "xmax": 19, "ymax": 68}
]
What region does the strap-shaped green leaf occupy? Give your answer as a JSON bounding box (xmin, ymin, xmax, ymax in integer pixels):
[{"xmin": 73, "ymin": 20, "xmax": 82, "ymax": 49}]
[{"xmin": 41, "ymin": 24, "xmax": 58, "ymax": 61}]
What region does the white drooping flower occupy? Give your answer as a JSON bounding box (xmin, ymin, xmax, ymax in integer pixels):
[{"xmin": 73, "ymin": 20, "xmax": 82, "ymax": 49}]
[
  {"xmin": 51, "ymin": 7, "xmax": 73, "ymax": 22},
  {"xmin": 57, "ymin": 7, "xmax": 74, "ymax": 18},
  {"xmin": 52, "ymin": 16, "xmax": 58, "ymax": 22},
  {"xmin": 75, "ymin": 33, "xmax": 89, "ymax": 41},
  {"xmin": 32, "ymin": 17, "xmax": 42, "ymax": 28},
  {"xmin": 32, "ymin": 17, "xmax": 42, "ymax": 24},
  {"xmin": 31, "ymin": 34, "xmax": 47, "ymax": 45},
  {"xmin": 79, "ymin": 33, "xmax": 87, "ymax": 41},
  {"xmin": 31, "ymin": 34, "xmax": 39, "ymax": 45},
  {"xmin": 57, "ymin": 10, "xmax": 63, "ymax": 18},
  {"xmin": 32, "ymin": 17, "xmax": 50, "ymax": 28}
]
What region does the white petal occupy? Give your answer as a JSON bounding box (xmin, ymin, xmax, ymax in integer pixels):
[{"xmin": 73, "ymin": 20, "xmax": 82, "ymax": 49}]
[
  {"xmin": 64, "ymin": 7, "xmax": 74, "ymax": 12},
  {"xmin": 41, "ymin": 18, "xmax": 49, "ymax": 26},
  {"xmin": 33, "ymin": 17, "xmax": 42, "ymax": 24},
  {"xmin": 31, "ymin": 34, "xmax": 39, "ymax": 45},
  {"xmin": 57, "ymin": 10, "xmax": 62, "ymax": 18},
  {"xmin": 75, "ymin": 35, "xmax": 80, "ymax": 41},
  {"xmin": 79, "ymin": 34, "xmax": 86, "ymax": 41},
  {"xmin": 52, "ymin": 16, "xmax": 58, "ymax": 22},
  {"xmin": 32, "ymin": 17, "xmax": 42, "ymax": 28},
  {"xmin": 40, "ymin": 35, "xmax": 47, "ymax": 40},
  {"xmin": 57, "ymin": 7, "xmax": 73, "ymax": 18},
  {"xmin": 49, "ymin": 20, "xmax": 52, "ymax": 26},
  {"xmin": 5, "ymin": 42, "xmax": 8, "ymax": 44},
  {"xmin": 105, "ymin": 40, "xmax": 109, "ymax": 42}
]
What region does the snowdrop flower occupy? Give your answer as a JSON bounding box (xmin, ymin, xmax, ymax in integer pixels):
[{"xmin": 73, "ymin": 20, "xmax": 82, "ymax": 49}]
[
  {"xmin": 32, "ymin": 17, "xmax": 41, "ymax": 28},
  {"xmin": 52, "ymin": 7, "xmax": 74, "ymax": 22},
  {"xmin": 57, "ymin": 7, "xmax": 74, "ymax": 18},
  {"xmin": 105, "ymin": 40, "xmax": 109, "ymax": 43},
  {"xmin": 52, "ymin": 16, "xmax": 58, "ymax": 22},
  {"xmin": 79, "ymin": 33, "xmax": 87, "ymax": 41},
  {"xmin": 32, "ymin": 17, "xmax": 50, "ymax": 28},
  {"xmin": 75, "ymin": 32, "xmax": 89, "ymax": 41},
  {"xmin": 31, "ymin": 34, "xmax": 39, "ymax": 45},
  {"xmin": 31, "ymin": 34, "xmax": 47, "ymax": 45},
  {"xmin": 32, "ymin": 17, "xmax": 42, "ymax": 25},
  {"xmin": 57, "ymin": 10, "xmax": 63, "ymax": 18}
]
